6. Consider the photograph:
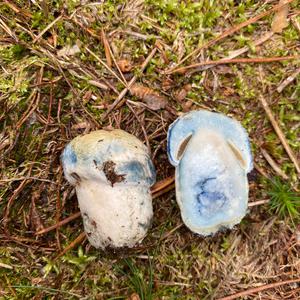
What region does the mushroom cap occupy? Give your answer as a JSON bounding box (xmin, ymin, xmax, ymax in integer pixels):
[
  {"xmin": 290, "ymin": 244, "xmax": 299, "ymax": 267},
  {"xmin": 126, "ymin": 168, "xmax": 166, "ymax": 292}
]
[
  {"xmin": 167, "ymin": 110, "xmax": 253, "ymax": 235},
  {"xmin": 61, "ymin": 129, "xmax": 156, "ymax": 249},
  {"xmin": 62, "ymin": 129, "xmax": 156, "ymax": 188},
  {"xmin": 167, "ymin": 110, "xmax": 252, "ymax": 172}
]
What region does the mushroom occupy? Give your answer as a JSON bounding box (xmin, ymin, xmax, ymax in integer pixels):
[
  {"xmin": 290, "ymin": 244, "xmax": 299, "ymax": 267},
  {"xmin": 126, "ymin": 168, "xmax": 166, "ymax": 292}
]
[
  {"xmin": 167, "ymin": 110, "xmax": 253, "ymax": 235},
  {"xmin": 61, "ymin": 129, "xmax": 156, "ymax": 249}
]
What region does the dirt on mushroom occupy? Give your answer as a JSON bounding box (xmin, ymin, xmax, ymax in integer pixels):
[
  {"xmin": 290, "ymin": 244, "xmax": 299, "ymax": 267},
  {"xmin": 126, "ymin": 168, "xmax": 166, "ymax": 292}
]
[{"xmin": 102, "ymin": 160, "xmax": 126, "ymax": 187}]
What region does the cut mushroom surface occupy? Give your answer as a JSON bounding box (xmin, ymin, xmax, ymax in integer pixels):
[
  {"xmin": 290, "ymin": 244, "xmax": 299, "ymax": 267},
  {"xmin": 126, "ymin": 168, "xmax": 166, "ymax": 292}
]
[
  {"xmin": 61, "ymin": 129, "xmax": 156, "ymax": 249},
  {"xmin": 167, "ymin": 110, "xmax": 253, "ymax": 235}
]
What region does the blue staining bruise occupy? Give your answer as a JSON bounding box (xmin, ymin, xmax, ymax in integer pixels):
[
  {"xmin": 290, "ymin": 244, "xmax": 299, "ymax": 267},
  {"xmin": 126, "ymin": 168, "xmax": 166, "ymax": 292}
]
[
  {"xmin": 125, "ymin": 161, "xmax": 144, "ymax": 178},
  {"xmin": 195, "ymin": 177, "xmax": 227, "ymax": 216},
  {"xmin": 120, "ymin": 159, "xmax": 156, "ymax": 185},
  {"xmin": 146, "ymin": 159, "xmax": 156, "ymax": 185},
  {"xmin": 62, "ymin": 144, "xmax": 77, "ymax": 165}
]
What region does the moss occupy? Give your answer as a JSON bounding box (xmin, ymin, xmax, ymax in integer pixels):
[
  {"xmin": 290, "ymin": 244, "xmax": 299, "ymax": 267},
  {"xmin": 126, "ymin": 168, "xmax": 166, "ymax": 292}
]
[{"xmin": 1, "ymin": 0, "xmax": 300, "ymax": 298}]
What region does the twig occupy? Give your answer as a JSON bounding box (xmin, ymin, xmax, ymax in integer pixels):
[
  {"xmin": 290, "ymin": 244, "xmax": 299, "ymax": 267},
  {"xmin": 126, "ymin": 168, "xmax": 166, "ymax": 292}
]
[
  {"xmin": 254, "ymin": 162, "xmax": 270, "ymax": 179},
  {"xmin": 87, "ymin": 80, "xmax": 109, "ymax": 90},
  {"xmin": 259, "ymin": 95, "xmax": 300, "ymax": 174},
  {"xmin": 0, "ymin": 16, "xmax": 17, "ymax": 41},
  {"xmin": 55, "ymin": 232, "xmax": 86, "ymax": 259},
  {"xmin": 248, "ymin": 199, "xmax": 270, "ymax": 207},
  {"xmin": 101, "ymin": 46, "xmax": 157, "ymax": 120},
  {"xmin": 277, "ymin": 67, "xmax": 300, "ymax": 93},
  {"xmin": 0, "ymin": 177, "xmax": 56, "ymax": 184},
  {"xmin": 167, "ymin": 55, "xmax": 299, "ymax": 74},
  {"xmin": 152, "ymin": 183, "xmax": 175, "ymax": 199},
  {"xmin": 3, "ymin": 178, "xmax": 32, "ymax": 230},
  {"xmin": 188, "ymin": 32, "xmax": 274, "ymax": 73},
  {"xmin": 55, "ymin": 168, "xmax": 63, "ymax": 250},
  {"xmin": 151, "ymin": 176, "xmax": 175, "ymax": 194},
  {"xmin": 226, "ymin": 32, "xmax": 274, "ymax": 60},
  {"xmin": 120, "ymin": 30, "xmax": 160, "ymax": 40},
  {"xmin": 261, "ymin": 149, "xmax": 289, "ymax": 180},
  {"xmin": 161, "ymin": 223, "xmax": 184, "ymax": 240},
  {"xmin": 102, "ymin": 30, "xmax": 128, "ymax": 86},
  {"xmin": 85, "ymin": 46, "xmax": 127, "ymax": 87},
  {"xmin": 127, "ymin": 104, "xmax": 151, "ymax": 154},
  {"xmin": 218, "ymin": 277, "xmax": 300, "ymax": 300},
  {"xmin": 33, "ymin": 15, "xmax": 63, "ymax": 43},
  {"xmin": 50, "ymin": 53, "xmax": 78, "ymax": 96},
  {"xmin": 3, "ymin": 0, "xmax": 20, "ymax": 14},
  {"xmin": 3, "ymin": 0, "xmax": 32, "ymax": 18},
  {"xmin": 15, "ymin": 90, "xmax": 39, "ymax": 129},
  {"xmin": 36, "ymin": 212, "xmax": 81, "ymax": 235},
  {"xmin": 10, "ymin": 285, "xmax": 81, "ymax": 298},
  {"xmin": 69, "ymin": 16, "xmax": 99, "ymax": 39},
  {"xmin": 167, "ymin": 0, "xmax": 295, "ymax": 71},
  {"xmin": 0, "ymin": 262, "xmax": 13, "ymax": 270}
]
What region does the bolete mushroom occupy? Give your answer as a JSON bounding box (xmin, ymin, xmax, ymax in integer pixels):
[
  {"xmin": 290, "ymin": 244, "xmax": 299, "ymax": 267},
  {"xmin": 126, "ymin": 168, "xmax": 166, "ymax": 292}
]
[
  {"xmin": 61, "ymin": 129, "xmax": 156, "ymax": 249},
  {"xmin": 167, "ymin": 110, "xmax": 253, "ymax": 235}
]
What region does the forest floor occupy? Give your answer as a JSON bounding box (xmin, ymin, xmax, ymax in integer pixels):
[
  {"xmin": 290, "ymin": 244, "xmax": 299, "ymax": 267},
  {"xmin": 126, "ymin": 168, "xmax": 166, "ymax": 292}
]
[{"xmin": 0, "ymin": 0, "xmax": 300, "ymax": 299}]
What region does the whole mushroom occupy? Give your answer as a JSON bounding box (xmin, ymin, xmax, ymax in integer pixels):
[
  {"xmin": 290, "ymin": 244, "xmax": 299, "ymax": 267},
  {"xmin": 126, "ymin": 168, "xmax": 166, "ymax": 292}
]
[
  {"xmin": 61, "ymin": 129, "xmax": 156, "ymax": 249},
  {"xmin": 167, "ymin": 110, "xmax": 253, "ymax": 235}
]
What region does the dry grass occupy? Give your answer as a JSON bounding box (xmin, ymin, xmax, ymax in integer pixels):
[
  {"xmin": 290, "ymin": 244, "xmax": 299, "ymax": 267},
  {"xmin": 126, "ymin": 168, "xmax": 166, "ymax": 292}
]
[{"xmin": 0, "ymin": 0, "xmax": 300, "ymax": 299}]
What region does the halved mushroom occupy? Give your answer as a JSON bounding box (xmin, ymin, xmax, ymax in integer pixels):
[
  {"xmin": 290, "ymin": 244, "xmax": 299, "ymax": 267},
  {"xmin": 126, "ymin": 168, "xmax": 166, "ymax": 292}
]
[
  {"xmin": 167, "ymin": 110, "xmax": 253, "ymax": 235},
  {"xmin": 61, "ymin": 129, "xmax": 156, "ymax": 249}
]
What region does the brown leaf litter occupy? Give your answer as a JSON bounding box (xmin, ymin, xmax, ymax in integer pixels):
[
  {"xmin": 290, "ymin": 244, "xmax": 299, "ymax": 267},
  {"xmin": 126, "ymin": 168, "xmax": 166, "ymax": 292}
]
[{"xmin": 130, "ymin": 83, "xmax": 168, "ymax": 110}]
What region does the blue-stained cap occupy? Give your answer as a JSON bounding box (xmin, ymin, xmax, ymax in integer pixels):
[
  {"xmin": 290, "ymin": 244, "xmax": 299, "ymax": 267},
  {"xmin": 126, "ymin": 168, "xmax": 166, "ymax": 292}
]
[
  {"xmin": 167, "ymin": 110, "xmax": 253, "ymax": 172},
  {"xmin": 61, "ymin": 130, "xmax": 156, "ymax": 187}
]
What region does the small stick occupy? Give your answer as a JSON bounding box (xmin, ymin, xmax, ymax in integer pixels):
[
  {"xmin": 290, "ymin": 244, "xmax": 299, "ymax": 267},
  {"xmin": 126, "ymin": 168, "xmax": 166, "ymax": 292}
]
[
  {"xmin": 254, "ymin": 162, "xmax": 270, "ymax": 179},
  {"xmin": 161, "ymin": 223, "xmax": 183, "ymax": 240},
  {"xmin": 189, "ymin": 32, "xmax": 274, "ymax": 73},
  {"xmin": 0, "ymin": 262, "xmax": 13, "ymax": 270},
  {"xmin": 261, "ymin": 149, "xmax": 289, "ymax": 180},
  {"xmin": 218, "ymin": 277, "xmax": 300, "ymax": 300},
  {"xmin": 259, "ymin": 95, "xmax": 300, "ymax": 174},
  {"xmin": 3, "ymin": 0, "xmax": 32, "ymax": 18},
  {"xmin": 33, "ymin": 15, "xmax": 63, "ymax": 43},
  {"xmin": 248, "ymin": 199, "xmax": 270, "ymax": 207},
  {"xmin": 152, "ymin": 183, "xmax": 175, "ymax": 199},
  {"xmin": 151, "ymin": 176, "xmax": 175, "ymax": 194},
  {"xmin": 277, "ymin": 67, "xmax": 300, "ymax": 93},
  {"xmin": 3, "ymin": 178, "xmax": 32, "ymax": 230},
  {"xmin": 121, "ymin": 30, "xmax": 160, "ymax": 40},
  {"xmin": 70, "ymin": 17, "xmax": 99, "ymax": 39},
  {"xmin": 15, "ymin": 89, "xmax": 38, "ymax": 129},
  {"xmin": 168, "ymin": 0, "xmax": 295, "ymax": 71},
  {"xmin": 87, "ymin": 80, "xmax": 109, "ymax": 90},
  {"xmin": 226, "ymin": 32, "xmax": 274, "ymax": 60},
  {"xmin": 55, "ymin": 168, "xmax": 63, "ymax": 250},
  {"xmin": 36, "ymin": 212, "xmax": 81, "ymax": 235},
  {"xmin": 55, "ymin": 232, "xmax": 86, "ymax": 259},
  {"xmin": 127, "ymin": 103, "xmax": 151, "ymax": 154},
  {"xmin": 0, "ymin": 16, "xmax": 17, "ymax": 41},
  {"xmin": 85, "ymin": 47, "xmax": 127, "ymax": 87},
  {"xmin": 168, "ymin": 55, "xmax": 299, "ymax": 74},
  {"xmin": 101, "ymin": 46, "xmax": 157, "ymax": 120},
  {"xmin": 4, "ymin": 0, "xmax": 20, "ymax": 13},
  {"xmin": 103, "ymin": 31, "xmax": 128, "ymax": 86}
]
